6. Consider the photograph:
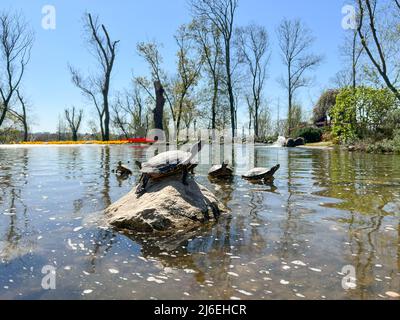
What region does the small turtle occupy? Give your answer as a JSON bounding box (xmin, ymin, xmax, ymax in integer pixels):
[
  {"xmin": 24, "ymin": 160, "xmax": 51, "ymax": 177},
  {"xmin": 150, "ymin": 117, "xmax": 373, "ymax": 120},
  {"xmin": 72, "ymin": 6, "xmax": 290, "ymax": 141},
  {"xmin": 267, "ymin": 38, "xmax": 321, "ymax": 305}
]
[
  {"xmin": 242, "ymin": 164, "xmax": 280, "ymax": 182},
  {"xmin": 115, "ymin": 161, "xmax": 133, "ymax": 176},
  {"xmin": 208, "ymin": 162, "xmax": 234, "ymax": 179},
  {"xmin": 135, "ymin": 141, "xmax": 202, "ymax": 194}
]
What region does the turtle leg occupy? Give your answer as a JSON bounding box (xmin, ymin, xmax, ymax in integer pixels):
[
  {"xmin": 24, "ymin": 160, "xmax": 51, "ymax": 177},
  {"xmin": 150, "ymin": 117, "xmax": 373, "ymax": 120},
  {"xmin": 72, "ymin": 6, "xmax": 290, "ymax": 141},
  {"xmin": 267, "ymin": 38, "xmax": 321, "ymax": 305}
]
[
  {"xmin": 135, "ymin": 161, "xmax": 142, "ymax": 170},
  {"xmin": 135, "ymin": 174, "xmax": 144, "ymax": 194},
  {"xmin": 136, "ymin": 174, "xmax": 149, "ymax": 194},
  {"xmin": 142, "ymin": 174, "xmax": 150, "ymax": 190},
  {"xmin": 182, "ymin": 167, "xmax": 189, "ymax": 186}
]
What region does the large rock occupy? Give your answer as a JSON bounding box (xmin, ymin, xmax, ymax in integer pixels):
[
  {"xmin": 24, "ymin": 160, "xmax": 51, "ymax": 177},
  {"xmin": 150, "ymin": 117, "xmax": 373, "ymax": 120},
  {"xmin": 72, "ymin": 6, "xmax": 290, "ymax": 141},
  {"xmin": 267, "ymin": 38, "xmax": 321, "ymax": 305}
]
[
  {"xmin": 105, "ymin": 177, "xmax": 226, "ymax": 234},
  {"xmin": 294, "ymin": 137, "xmax": 305, "ymax": 146},
  {"xmin": 284, "ymin": 137, "xmax": 305, "ymax": 147},
  {"xmin": 285, "ymin": 138, "xmax": 296, "ymax": 148}
]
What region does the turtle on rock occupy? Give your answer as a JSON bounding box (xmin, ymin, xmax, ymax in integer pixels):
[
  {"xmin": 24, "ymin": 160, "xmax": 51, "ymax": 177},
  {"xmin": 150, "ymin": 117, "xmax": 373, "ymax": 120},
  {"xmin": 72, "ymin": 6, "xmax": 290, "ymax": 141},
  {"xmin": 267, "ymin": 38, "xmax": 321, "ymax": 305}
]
[
  {"xmin": 115, "ymin": 161, "xmax": 133, "ymax": 176},
  {"xmin": 242, "ymin": 164, "xmax": 280, "ymax": 183},
  {"xmin": 135, "ymin": 141, "xmax": 203, "ymax": 194},
  {"xmin": 208, "ymin": 162, "xmax": 234, "ymax": 179}
]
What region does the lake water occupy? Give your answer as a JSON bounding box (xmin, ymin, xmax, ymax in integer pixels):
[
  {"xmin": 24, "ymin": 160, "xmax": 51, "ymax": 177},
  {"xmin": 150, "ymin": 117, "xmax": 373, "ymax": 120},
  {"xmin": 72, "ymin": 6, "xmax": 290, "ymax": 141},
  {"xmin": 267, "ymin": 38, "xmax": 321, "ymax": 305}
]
[{"xmin": 0, "ymin": 145, "xmax": 399, "ymax": 300}]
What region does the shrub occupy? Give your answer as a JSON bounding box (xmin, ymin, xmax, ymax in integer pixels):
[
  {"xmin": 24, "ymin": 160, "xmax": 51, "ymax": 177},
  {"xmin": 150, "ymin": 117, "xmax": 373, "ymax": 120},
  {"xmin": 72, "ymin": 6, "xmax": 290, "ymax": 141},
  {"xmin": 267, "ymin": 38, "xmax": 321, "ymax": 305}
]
[
  {"xmin": 330, "ymin": 88, "xmax": 358, "ymax": 143},
  {"xmin": 393, "ymin": 129, "xmax": 400, "ymax": 153},
  {"xmin": 291, "ymin": 127, "xmax": 323, "ymax": 143},
  {"xmin": 330, "ymin": 87, "xmax": 398, "ymax": 144}
]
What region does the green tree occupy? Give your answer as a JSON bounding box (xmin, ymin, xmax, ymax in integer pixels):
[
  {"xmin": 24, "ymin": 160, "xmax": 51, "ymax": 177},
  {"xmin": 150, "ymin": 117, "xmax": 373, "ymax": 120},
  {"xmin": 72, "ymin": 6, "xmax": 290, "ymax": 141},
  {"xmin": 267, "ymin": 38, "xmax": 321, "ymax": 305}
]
[
  {"xmin": 331, "ymin": 87, "xmax": 398, "ymax": 143},
  {"xmin": 330, "ymin": 88, "xmax": 358, "ymax": 143}
]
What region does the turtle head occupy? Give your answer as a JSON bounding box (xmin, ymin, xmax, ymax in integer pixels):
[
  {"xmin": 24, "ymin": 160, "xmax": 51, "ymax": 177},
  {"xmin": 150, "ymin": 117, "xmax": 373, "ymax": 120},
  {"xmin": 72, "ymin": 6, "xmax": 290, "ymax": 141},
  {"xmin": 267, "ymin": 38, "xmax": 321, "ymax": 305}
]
[
  {"xmin": 271, "ymin": 164, "xmax": 281, "ymax": 175},
  {"xmin": 222, "ymin": 161, "xmax": 229, "ymax": 168},
  {"xmin": 191, "ymin": 140, "xmax": 203, "ymax": 156},
  {"xmin": 118, "ymin": 161, "xmax": 122, "ymax": 166},
  {"xmin": 135, "ymin": 160, "xmax": 142, "ymax": 170}
]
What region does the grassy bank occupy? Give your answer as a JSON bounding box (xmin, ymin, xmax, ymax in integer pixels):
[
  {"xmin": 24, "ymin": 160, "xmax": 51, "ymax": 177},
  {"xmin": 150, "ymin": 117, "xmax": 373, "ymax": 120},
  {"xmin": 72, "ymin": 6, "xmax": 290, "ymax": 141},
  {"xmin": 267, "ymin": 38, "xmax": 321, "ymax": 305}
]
[
  {"xmin": 303, "ymin": 141, "xmax": 336, "ymax": 148},
  {"xmin": 346, "ymin": 139, "xmax": 400, "ymax": 154}
]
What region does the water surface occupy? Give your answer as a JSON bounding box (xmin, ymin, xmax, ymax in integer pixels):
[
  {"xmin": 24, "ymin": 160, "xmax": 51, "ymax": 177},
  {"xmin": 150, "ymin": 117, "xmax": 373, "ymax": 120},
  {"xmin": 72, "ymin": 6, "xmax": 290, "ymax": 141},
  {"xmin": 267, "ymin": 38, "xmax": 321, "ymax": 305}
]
[{"xmin": 0, "ymin": 145, "xmax": 399, "ymax": 300}]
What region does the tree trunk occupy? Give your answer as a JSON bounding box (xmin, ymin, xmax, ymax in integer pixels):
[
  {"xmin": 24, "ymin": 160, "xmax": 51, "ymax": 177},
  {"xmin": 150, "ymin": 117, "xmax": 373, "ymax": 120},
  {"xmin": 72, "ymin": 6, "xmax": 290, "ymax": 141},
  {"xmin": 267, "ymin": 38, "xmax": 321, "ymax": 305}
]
[
  {"xmin": 255, "ymin": 106, "xmax": 259, "ymax": 139},
  {"xmin": 225, "ymin": 41, "xmax": 236, "ymax": 139},
  {"xmin": 288, "ymin": 92, "xmax": 293, "ymax": 136},
  {"xmin": 104, "ymin": 111, "xmax": 110, "ymax": 141},
  {"xmin": 212, "ymin": 77, "xmax": 218, "ymax": 131},
  {"xmin": 176, "ymin": 98, "xmax": 184, "ymax": 143},
  {"xmin": 103, "ymin": 89, "xmax": 110, "ymax": 141},
  {"xmin": 23, "ymin": 121, "xmax": 28, "ymax": 142},
  {"xmin": 0, "ymin": 108, "xmax": 7, "ymax": 128},
  {"xmin": 99, "ymin": 115, "xmax": 105, "ymax": 141},
  {"xmin": 153, "ymin": 81, "xmax": 165, "ymax": 131},
  {"xmin": 287, "ymin": 61, "xmax": 293, "ymax": 137},
  {"xmin": 22, "ymin": 115, "xmax": 28, "ymax": 142},
  {"xmin": 352, "ymin": 32, "xmax": 357, "ymax": 90}
]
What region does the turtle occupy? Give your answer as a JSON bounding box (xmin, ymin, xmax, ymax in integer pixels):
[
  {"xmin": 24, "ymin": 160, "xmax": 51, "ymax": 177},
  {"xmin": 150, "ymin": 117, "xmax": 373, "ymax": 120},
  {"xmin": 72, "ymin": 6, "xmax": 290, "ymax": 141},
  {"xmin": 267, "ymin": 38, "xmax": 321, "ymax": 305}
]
[
  {"xmin": 115, "ymin": 161, "xmax": 133, "ymax": 176},
  {"xmin": 208, "ymin": 162, "xmax": 234, "ymax": 179},
  {"xmin": 135, "ymin": 141, "xmax": 202, "ymax": 194},
  {"xmin": 242, "ymin": 164, "xmax": 280, "ymax": 182}
]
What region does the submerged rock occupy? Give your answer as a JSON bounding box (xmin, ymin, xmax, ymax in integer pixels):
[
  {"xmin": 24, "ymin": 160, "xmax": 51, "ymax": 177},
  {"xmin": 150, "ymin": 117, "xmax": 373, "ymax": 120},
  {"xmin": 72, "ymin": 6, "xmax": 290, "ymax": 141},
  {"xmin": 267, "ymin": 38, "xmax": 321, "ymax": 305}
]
[{"xmin": 105, "ymin": 177, "xmax": 226, "ymax": 233}]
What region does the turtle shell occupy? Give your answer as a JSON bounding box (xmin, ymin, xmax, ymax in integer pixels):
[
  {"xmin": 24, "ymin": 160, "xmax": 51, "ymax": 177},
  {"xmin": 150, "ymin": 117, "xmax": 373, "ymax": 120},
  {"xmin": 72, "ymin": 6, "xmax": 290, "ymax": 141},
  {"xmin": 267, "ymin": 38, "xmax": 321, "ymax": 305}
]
[
  {"xmin": 141, "ymin": 150, "xmax": 195, "ymax": 178},
  {"xmin": 208, "ymin": 164, "xmax": 234, "ymax": 177},
  {"xmin": 209, "ymin": 164, "xmax": 223, "ymax": 174},
  {"xmin": 242, "ymin": 164, "xmax": 280, "ymax": 180}
]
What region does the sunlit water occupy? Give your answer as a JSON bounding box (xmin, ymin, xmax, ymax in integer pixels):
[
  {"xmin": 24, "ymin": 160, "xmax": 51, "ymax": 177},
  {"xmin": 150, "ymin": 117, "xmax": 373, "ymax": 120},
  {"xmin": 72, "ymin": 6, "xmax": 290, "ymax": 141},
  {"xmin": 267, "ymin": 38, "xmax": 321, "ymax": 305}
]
[{"xmin": 0, "ymin": 145, "xmax": 399, "ymax": 300}]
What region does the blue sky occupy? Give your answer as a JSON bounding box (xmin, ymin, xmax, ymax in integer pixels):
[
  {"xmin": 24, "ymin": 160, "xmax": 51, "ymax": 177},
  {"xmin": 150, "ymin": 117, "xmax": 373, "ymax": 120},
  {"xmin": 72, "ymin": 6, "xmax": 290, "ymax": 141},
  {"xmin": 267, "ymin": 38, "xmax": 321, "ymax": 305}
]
[{"xmin": 0, "ymin": 0, "xmax": 350, "ymax": 132}]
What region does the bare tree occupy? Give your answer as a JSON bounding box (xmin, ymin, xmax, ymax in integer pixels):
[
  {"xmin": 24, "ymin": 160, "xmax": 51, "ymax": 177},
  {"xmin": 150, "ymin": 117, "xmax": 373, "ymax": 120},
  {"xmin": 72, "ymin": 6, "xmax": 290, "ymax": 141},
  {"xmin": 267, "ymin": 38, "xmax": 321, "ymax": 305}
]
[
  {"xmin": 65, "ymin": 106, "xmax": 83, "ymax": 141},
  {"xmin": 14, "ymin": 90, "xmax": 29, "ymax": 141},
  {"xmin": 0, "ymin": 11, "xmax": 34, "ymax": 128},
  {"xmin": 236, "ymin": 23, "xmax": 270, "ymax": 139},
  {"xmin": 190, "ymin": 0, "xmax": 239, "ymax": 138},
  {"xmin": 356, "ymin": 0, "xmax": 400, "ymax": 101},
  {"xmin": 136, "ymin": 41, "xmax": 175, "ymax": 121},
  {"xmin": 334, "ymin": 29, "xmax": 364, "ymax": 89},
  {"xmin": 154, "ymin": 81, "xmax": 166, "ymax": 131},
  {"xmin": 112, "ymin": 102, "xmax": 129, "ymax": 139},
  {"xmin": 189, "ymin": 17, "xmax": 224, "ymax": 131},
  {"xmin": 69, "ymin": 13, "xmax": 119, "ymax": 141},
  {"xmin": 350, "ymin": 29, "xmax": 364, "ymax": 89},
  {"xmin": 57, "ymin": 115, "xmax": 67, "ymax": 141},
  {"xmin": 172, "ymin": 25, "xmax": 203, "ymax": 141},
  {"xmin": 112, "ymin": 84, "xmax": 148, "ymax": 138},
  {"xmin": 277, "ymin": 18, "xmax": 322, "ymax": 134}
]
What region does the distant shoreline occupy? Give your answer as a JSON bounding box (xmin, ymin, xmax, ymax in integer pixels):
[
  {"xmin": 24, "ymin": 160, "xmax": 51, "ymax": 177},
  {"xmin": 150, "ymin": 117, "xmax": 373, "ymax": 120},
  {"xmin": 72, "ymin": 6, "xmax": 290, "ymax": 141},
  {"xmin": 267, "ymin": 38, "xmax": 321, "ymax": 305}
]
[
  {"xmin": 0, "ymin": 143, "xmax": 102, "ymax": 148},
  {"xmin": 0, "ymin": 142, "xmax": 336, "ymax": 150}
]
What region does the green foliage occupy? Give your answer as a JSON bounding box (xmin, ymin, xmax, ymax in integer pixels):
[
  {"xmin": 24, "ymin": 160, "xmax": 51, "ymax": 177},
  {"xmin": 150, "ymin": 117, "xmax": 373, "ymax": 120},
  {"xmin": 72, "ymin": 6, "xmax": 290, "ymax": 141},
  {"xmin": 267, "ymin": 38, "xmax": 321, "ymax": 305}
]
[
  {"xmin": 291, "ymin": 126, "xmax": 323, "ymax": 143},
  {"xmin": 330, "ymin": 87, "xmax": 399, "ymax": 144},
  {"xmin": 330, "ymin": 88, "xmax": 357, "ymax": 143},
  {"xmin": 0, "ymin": 129, "xmax": 22, "ymax": 143},
  {"xmin": 393, "ymin": 129, "xmax": 400, "ymax": 153}
]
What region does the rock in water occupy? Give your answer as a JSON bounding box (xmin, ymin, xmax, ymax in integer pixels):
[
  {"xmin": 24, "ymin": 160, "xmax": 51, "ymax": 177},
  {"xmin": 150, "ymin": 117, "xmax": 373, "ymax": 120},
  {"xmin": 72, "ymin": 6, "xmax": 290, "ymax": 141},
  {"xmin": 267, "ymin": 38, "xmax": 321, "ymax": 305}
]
[
  {"xmin": 294, "ymin": 137, "xmax": 305, "ymax": 146},
  {"xmin": 105, "ymin": 177, "xmax": 225, "ymax": 233},
  {"xmin": 285, "ymin": 138, "xmax": 296, "ymax": 148}
]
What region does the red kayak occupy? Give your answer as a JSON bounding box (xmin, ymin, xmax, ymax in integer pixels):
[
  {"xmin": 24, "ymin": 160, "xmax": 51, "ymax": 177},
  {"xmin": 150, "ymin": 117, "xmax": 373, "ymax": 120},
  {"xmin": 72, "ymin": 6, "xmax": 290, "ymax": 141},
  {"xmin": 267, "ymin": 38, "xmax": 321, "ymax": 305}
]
[{"xmin": 125, "ymin": 138, "xmax": 156, "ymax": 144}]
